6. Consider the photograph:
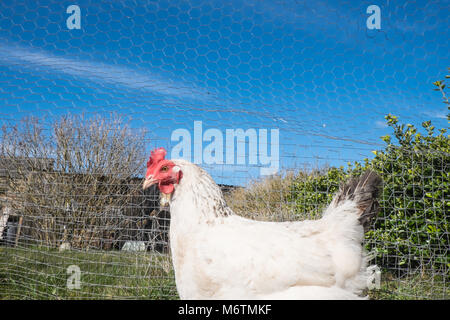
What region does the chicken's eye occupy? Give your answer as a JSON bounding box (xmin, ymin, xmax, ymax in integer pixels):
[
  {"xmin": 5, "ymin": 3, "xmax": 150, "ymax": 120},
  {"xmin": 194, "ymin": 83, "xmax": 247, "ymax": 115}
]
[{"xmin": 161, "ymin": 166, "xmax": 169, "ymax": 172}]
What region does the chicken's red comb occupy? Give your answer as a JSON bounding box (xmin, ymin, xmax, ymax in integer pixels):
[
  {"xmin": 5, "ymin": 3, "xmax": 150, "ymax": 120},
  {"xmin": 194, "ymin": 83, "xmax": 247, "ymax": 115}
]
[{"xmin": 147, "ymin": 147, "xmax": 167, "ymax": 168}]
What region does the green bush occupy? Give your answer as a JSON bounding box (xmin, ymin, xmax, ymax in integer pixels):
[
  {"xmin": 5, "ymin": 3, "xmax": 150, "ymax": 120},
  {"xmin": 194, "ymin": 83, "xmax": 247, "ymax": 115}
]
[
  {"xmin": 366, "ymin": 115, "xmax": 449, "ymax": 272},
  {"xmin": 289, "ymin": 167, "xmax": 347, "ymax": 219}
]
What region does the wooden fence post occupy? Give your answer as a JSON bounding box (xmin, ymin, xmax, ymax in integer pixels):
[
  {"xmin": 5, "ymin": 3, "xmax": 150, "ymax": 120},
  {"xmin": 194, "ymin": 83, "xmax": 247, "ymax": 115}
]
[{"xmin": 14, "ymin": 215, "xmax": 23, "ymax": 247}]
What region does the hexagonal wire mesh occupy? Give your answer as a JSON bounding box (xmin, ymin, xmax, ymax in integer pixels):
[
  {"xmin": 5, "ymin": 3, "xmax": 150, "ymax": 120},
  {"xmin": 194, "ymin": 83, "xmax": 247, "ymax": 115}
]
[{"xmin": 0, "ymin": 0, "xmax": 448, "ymax": 299}]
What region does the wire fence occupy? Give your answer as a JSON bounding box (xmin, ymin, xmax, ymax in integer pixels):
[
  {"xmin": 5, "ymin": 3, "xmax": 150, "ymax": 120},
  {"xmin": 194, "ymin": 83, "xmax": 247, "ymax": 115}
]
[{"xmin": 0, "ymin": 0, "xmax": 449, "ymax": 299}]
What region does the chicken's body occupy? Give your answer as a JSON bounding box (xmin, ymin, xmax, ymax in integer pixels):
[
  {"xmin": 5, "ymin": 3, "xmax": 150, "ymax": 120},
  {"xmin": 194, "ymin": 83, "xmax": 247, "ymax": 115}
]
[
  {"xmin": 163, "ymin": 159, "xmax": 381, "ymax": 300},
  {"xmin": 171, "ymin": 214, "xmax": 366, "ymax": 300},
  {"xmin": 143, "ymin": 149, "xmax": 382, "ymax": 300}
]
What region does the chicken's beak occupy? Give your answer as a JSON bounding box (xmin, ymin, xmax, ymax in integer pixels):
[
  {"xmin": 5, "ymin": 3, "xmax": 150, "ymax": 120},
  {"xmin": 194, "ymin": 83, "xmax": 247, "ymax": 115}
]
[{"xmin": 143, "ymin": 176, "xmax": 158, "ymax": 190}]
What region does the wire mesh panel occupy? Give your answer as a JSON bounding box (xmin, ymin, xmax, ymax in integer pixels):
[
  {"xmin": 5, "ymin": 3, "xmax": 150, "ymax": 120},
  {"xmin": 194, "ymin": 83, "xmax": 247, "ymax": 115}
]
[{"xmin": 0, "ymin": 0, "xmax": 448, "ymax": 299}]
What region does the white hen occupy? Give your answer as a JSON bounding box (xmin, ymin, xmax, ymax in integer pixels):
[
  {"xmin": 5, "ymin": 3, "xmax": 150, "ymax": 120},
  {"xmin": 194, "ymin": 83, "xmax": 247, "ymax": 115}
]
[{"xmin": 143, "ymin": 148, "xmax": 382, "ymax": 300}]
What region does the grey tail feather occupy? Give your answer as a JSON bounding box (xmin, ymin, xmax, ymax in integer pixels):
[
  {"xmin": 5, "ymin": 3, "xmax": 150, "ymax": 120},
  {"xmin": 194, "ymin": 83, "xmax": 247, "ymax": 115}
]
[{"xmin": 331, "ymin": 171, "xmax": 382, "ymax": 232}]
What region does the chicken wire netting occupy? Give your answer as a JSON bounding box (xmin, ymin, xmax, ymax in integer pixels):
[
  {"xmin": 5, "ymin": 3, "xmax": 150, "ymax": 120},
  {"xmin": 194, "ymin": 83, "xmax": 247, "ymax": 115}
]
[{"xmin": 0, "ymin": 0, "xmax": 448, "ymax": 299}]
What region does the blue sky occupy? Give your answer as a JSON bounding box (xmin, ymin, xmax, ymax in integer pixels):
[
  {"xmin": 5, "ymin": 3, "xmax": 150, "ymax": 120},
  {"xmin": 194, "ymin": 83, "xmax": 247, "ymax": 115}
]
[{"xmin": 0, "ymin": 0, "xmax": 448, "ymax": 185}]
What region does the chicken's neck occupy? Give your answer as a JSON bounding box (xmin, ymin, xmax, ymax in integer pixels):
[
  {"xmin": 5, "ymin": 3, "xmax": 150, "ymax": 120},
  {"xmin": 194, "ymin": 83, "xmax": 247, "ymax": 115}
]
[{"xmin": 169, "ymin": 164, "xmax": 234, "ymax": 227}]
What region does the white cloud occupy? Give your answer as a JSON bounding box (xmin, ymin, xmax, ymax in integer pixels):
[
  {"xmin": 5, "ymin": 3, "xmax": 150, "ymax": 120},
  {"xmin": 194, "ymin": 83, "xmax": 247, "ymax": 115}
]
[
  {"xmin": 422, "ymin": 110, "xmax": 447, "ymax": 120},
  {"xmin": 0, "ymin": 42, "xmax": 213, "ymax": 103},
  {"xmin": 375, "ymin": 120, "xmax": 388, "ymax": 128}
]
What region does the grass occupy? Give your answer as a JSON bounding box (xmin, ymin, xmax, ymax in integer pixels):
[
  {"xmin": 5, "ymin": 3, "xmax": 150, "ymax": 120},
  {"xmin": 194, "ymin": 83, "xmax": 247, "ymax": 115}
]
[
  {"xmin": 368, "ymin": 272, "xmax": 448, "ymax": 300},
  {"xmin": 0, "ymin": 245, "xmax": 178, "ymax": 300},
  {"xmin": 1, "ymin": 245, "xmax": 447, "ymax": 300}
]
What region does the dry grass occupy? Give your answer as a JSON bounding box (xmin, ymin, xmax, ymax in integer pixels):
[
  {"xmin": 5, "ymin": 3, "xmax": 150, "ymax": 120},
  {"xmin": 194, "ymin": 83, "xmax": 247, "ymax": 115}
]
[{"xmin": 225, "ymin": 171, "xmax": 300, "ymax": 221}]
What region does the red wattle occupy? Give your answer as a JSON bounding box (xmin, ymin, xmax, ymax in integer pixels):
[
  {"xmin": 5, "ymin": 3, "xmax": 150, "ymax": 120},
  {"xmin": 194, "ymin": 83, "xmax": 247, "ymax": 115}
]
[{"xmin": 159, "ymin": 183, "xmax": 174, "ymax": 194}]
